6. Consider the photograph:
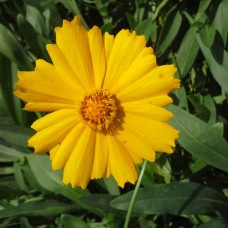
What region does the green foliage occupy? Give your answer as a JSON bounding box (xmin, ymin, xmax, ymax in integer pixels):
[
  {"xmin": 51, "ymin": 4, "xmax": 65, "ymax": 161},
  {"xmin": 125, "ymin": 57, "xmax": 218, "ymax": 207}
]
[{"xmin": 0, "ymin": 0, "xmax": 227, "ymax": 227}]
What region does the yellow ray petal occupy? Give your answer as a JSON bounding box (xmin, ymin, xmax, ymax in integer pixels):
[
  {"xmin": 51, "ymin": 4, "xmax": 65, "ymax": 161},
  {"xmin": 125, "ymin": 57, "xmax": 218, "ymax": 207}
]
[
  {"xmin": 117, "ymin": 65, "xmax": 180, "ymax": 103},
  {"xmin": 52, "ymin": 123, "xmax": 85, "ymax": 170},
  {"xmin": 46, "ymin": 44, "xmax": 86, "ymax": 93},
  {"xmin": 124, "ymin": 113, "xmax": 179, "ymax": 154},
  {"xmin": 123, "ymin": 102, "xmax": 173, "ymax": 122},
  {"xmin": 117, "ymin": 125, "xmax": 156, "ymax": 162},
  {"xmin": 88, "ymin": 26, "xmax": 106, "ymax": 88},
  {"xmin": 91, "ymin": 133, "xmax": 108, "ymax": 179},
  {"xmin": 15, "ymin": 71, "xmax": 76, "ymax": 104},
  {"xmin": 24, "ymin": 102, "xmax": 76, "ymax": 112},
  {"xmin": 55, "ymin": 16, "xmax": 95, "ymax": 91},
  {"xmin": 104, "ymin": 32, "xmax": 114, "ymax": 63},
  {"xmin": 106, "ymin": 135, "xmax": 138, "ymax": 187},
  {"xmin": 28, "ymin": 110, "xmax": 79, "ymax": 153},
  {"xmin": 49, "ymin": 144, "xmax": 60, "ymax": 161},
  {"xmin": 63, "ymin": 127, "xmax": 95, "ymax": 189},
  {"xmin": 31, "ymin": 109, "xmax": 79, "ymax": 131},
  {"xmin": 110, "ymin": 47, "xmax": 156, "ymax": 94},
  {"xmin": 103, "ymin": 30, "xmax": 146, "ymax": 90}
]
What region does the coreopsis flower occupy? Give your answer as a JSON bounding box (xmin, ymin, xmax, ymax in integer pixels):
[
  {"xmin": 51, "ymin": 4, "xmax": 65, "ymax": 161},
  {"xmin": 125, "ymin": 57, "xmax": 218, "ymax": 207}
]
[{"xmin": 15, "ymin": 16, "xmax": 180, "ymax": 189}]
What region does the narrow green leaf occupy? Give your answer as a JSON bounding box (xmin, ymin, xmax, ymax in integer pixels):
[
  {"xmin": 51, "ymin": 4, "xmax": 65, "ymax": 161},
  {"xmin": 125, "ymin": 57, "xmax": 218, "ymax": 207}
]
[
  {"xmin": 26, "ymin": 5, "xmax": 48, "ymax": 37},
  {"xmin": 80, "ymin": 194, "xmax": 123, "ymax": 217},
  {"xmin": 58, "ymin": 0, "xmax": 89, "ymax": 29},
  {"xmin": 195, "ymin": 28, "xmax": 228, "ymax": 94},
  {"xmin": 17, "ymin": 14, "xmax": 44, "ymax": 58},
  {"xmin": 199, "ymin": 25, "xmax": 216, "ymax": 47},
  {"xmin": 126, "ymin": 12, "xmax": 136, "ymax": 29},
  {"xmin": 213, "ymin": 0, "xmax": 228, "ymax": 44},
  {"xmin": 176, "ymin": 28, "xmax": 199, "ymax": 78},
  {"xmin": 156, "ymin": 7, "xmax": 182, "ymax": 56},
  {"xmin": 197, "ymin": 218, "xmax": 227, "ymax": 228},
  {"xmin": 0, "ymin": 144, "xmax": 24, "ymax": 162},
  {"xmin": 167, "ymin": 105, "xmax": 228, "ymax": 172},
  {"xmin": 26, "ymin": 154, "xmax": 89, "ymax": 202},
  {"xmin": 0, "ymin": 24, "xmax": 33, "ymax": 70},
  {"xmin": 0, "ymin": 125, "xmax": 33, "ymax": 148},
  {"xmin": 135, "ymin": 18, "xmax": 152, "ymax": 41},
  {"xmin": 57, "ymin": 214, "xmax": 89, "ymax": 228},
  {"xmin": 111, "ymin": 182, "xmax": 228, "ymax": 215},
  {"xmin": 195, "ymin": 0, "xmax": 212, "ymax": 21},
  {"xmin": 0, "ymin": 200, "xmax": 80, "ymax": 219}
]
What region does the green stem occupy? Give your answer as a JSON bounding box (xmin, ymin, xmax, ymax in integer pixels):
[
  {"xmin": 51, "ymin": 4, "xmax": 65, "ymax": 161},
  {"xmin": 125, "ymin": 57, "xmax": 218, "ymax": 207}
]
[{"xmin": 124, "ymin": 160, "xmax": 147, "ymax": 228}]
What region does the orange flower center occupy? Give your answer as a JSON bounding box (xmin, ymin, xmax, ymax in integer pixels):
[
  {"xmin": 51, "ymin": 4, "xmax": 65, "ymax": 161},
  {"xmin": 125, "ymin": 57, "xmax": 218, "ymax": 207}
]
[{"xmin": 80, "ymin": 90, "xmax": 118, "ymax": 131}]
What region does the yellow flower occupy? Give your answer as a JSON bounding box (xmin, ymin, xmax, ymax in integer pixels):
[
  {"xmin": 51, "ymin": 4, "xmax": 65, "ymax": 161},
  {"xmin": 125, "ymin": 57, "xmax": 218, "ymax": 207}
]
[{"xmin": 15, "ymin": 16, "xmax": 180, "ymax": 189}]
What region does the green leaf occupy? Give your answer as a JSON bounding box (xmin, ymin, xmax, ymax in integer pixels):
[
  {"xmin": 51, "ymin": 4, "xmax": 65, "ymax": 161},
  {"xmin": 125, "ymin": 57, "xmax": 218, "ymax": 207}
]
[
  {"xmin": 58, "ymin": 0, "xmax": 89, "ymax": 29},
  {"xmin": 0, "ymin": 124, "xmax": 34, "ymax": 147},
  {"xmin": 199, "ymin": 25, "xmax": 216, "ymax": 47},
  {"xmin": 17, "ymin": 14, "xmax": 44, "ymax": 58},
  {"xmin": 195, "ymin": 28, "xmax": 228, "ymax": 94},
  {"xmin": 26, "ymin": 5, "xmax": 49, "ymax": 37},
  {"xmin": 195, "ymin": 0, "xmax": 212, "ymax": 21},
  {"xmin": 0, "ymin": 23, "xmax": 33, "ymax": 70},
  {"xmin": 213, "ymin": 0, "xmax": 228, "ymax": 44},
  {"xmin": 80, "ymin": 194, "xmax": 115, "ymax": 212},
  {"xmin": 126, "ymin": 12, "xmax": 136, "ymax": 29},
  {"xmin": 110, "ymin": 182, "xmax": 228, "ymax": 215},
  {"xmin": 0, "ymin": 200, "xmax": 80, "ymax": 219},
  {"xmin": 0, "ymin": 144, "xmax": 24, "ymax": 162},
  {"xmin": 57, "ymin": 214, "xmax": 89, "ymax": 228},
  {"xmin": 176, "ymin": 28, "xmax": 199, "ymax": 78},
  {"xmin": 26, "ymin": 154, "xmax": 89, "ymax": 203},
  {"xmin": 197, "ymin": 218, "xmax": 227, "ymax": 228},
  {"xmin": 156, "ymin": 7, "xmax": 182, "ymax": 57},
  {"xmin": 135, "ymin": 18, "xmax": 153, "ymax": 41},
  {"xmin": 167, "ymin": 105, "xmax": 228, "ymax": 172}
]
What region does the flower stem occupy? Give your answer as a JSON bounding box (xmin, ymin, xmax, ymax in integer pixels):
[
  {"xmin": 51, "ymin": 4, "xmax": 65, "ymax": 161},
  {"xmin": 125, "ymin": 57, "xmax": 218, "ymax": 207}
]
[{"xmin": 124, "ymin": 160, "xmax": 147, "ymax": 228}]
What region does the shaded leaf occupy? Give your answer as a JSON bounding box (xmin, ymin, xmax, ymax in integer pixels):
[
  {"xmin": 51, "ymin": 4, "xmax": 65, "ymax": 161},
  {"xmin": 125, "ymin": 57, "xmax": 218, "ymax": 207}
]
[
  {"xmin": 0, "ymin": 124, "xmax": 34, "ymax": 147},
  {"xmin": 0, "ymin": 23, "xmax": 33, "ymax": 70},
  {"xmin": 26, "ymin": 5, "xmax": 48, "ymax": 37},
  {"xmin": 176, "ymin": 28, "xmax": 199, "ymax": 78},
  {"xmin": 195, "ymin": 29, "xmax": 228, "ymax": 94},
  {"xmin": 111, "ymin": 182, "xmax": 228, "ymax": 215},
  {"xmin": 0, "ymin": 200, "xmax": 80, "ymax": 219},
  {"xmin": 0, "ymin": 144, "xmax": 24, "ymax": 162},
  {"xmin": 156, "ymin": 7, "xmax": 182, "ymax": 56},
  {"xmin": 167, "ymin": 105, "xmax": 228, "ymax": 172},
  {"xmin": 26, "ymin": 154, "xmax": 89, "ymax": 203}
]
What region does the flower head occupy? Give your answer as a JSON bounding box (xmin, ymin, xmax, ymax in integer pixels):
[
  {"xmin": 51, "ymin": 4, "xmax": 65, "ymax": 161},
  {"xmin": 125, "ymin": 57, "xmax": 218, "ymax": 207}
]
[{"xmin": 15, "ymin": 16, "xmax": 180, "ymax": 189}]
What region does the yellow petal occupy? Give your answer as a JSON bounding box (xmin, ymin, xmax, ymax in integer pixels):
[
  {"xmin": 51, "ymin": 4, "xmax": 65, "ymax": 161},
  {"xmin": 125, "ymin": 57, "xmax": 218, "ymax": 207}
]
[
  {"xmin": 104, "ymin": 30, "xmax": 146, "ymax": 90},
  {"xmin": 49, "ymin": 144, "xmax": 60, "ymax": 161},
  {"xmin": 46, "ymin": 44, "xmax": 85, "ymax": 94},
  {"xmin": 28, "ymin": 110, "xmax": 79, "ymax": 153},
  {"xmin": 104, "ymin": 32, "xmax": 114, "ymax": 63},
  {"xmin": 63, "ymin": 127, "xmax": 95, "ymax": 189},
  {"xmin": 106, "ymin": 135, "xmax": 138, "ymax": 187},
  {"xmin": 125, "ymin": 113, "xmax": 179, "ymax": 153},
  {"xmin": 117, "ymin": 125, "xmax": 156, "ymax": 162},
  {"xmin": 91, "ymin": 133, "xmax": 108, "ymax": 179},
  {"xmin": 110, "ymin": 47, "xmax": 156, "ymax": 94},
  {"xmin": 117, "ymin": 65, "xmax": 180, "ymax": 103},
  {"xmin": 123, "ymin": 102, "xmax": 174, "ymax": 122},
  {"xmin": 15, "ymin": 70, "xmax": 76, "ymax": 105},
  {"xmin": 52, "ymin": 123, "xmax": 85, "ymax": 170},
  {"xmin": 88, "ymin": 26, "xmax": 106, "ymax": 88},
  {"xmin": 31, "ymin": 109, "xmax": 79, "ymax": 131},
  {"xmin": 55, "ymin": 16, "xmax": 95, "ymax": 91},
  {"xmin": 24, "ymin": 102, "xmax": 76, "ymax": 112}
]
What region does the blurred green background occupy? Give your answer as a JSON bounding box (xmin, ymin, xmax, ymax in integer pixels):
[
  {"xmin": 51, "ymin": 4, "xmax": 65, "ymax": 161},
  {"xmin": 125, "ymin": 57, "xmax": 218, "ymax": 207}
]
[{"xmin": 0, "ymin": 0, "xmax": 228, "ymax": 227}]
